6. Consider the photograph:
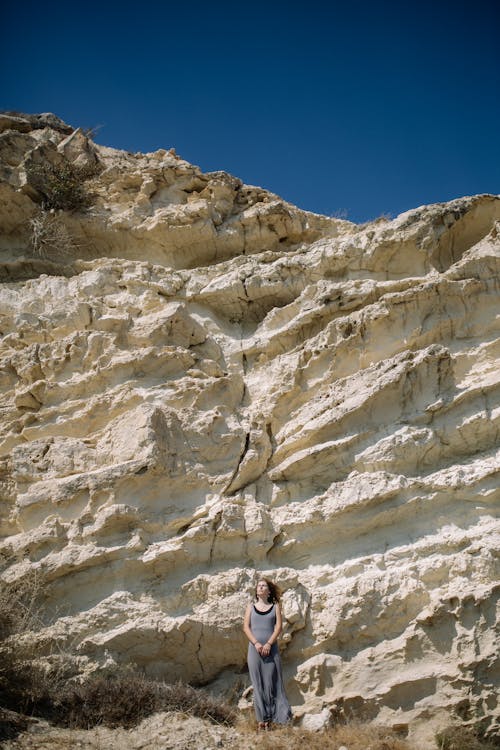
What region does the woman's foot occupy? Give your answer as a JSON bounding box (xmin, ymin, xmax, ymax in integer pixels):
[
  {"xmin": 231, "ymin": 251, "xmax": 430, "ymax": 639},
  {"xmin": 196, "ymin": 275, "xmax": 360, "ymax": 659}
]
[{"xmin": 257, "ymin": 721, "xmax": 271, "ymax": 731}]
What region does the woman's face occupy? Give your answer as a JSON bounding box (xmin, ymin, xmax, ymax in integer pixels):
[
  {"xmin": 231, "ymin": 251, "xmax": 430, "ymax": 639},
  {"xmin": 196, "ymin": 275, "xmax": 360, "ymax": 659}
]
[{"xmin": 256, "ymin": 580, "xmax": 270, "ymax": 600}]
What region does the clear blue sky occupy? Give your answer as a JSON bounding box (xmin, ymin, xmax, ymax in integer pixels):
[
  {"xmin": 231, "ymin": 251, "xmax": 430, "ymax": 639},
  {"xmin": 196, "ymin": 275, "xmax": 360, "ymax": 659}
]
[{"xmin": 2, "ymin": 0, "xmax": 499, "ymax": 222}]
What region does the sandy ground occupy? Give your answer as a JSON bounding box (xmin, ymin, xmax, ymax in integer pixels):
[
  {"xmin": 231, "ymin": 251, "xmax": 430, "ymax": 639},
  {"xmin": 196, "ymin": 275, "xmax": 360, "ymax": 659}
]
[{"xmin": 1, "ymin": 712, "xmax": 249, "ymax": 750}]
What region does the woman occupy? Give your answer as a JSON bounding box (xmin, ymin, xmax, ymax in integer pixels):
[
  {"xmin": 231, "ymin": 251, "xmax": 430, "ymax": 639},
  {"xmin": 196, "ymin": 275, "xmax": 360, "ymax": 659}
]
[{"xmin": 243, "ymin": 577, "xmax": 292, "ymax": 730}]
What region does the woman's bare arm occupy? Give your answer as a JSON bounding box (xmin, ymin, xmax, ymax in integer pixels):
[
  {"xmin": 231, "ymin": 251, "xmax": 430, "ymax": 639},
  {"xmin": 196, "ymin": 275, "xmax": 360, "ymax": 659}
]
[
  {"xmin": 261, "ymin": 603, "xmax": 283, "ymax": 656},
  {"xmin": 243, "ymin": 603, "xmax": 263, "ymax": 654}
]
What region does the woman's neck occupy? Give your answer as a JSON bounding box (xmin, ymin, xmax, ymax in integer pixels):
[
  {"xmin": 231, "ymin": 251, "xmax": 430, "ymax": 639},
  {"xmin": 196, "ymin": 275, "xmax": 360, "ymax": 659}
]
[{"xmin": 256, "ymin": 597, "xmax": 271, "ymax": 607}]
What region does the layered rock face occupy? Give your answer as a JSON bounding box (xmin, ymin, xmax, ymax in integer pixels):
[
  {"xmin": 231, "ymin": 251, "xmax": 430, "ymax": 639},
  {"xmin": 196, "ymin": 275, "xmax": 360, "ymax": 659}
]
[{"xmin": 1, "ymin": 113, "xmax": 499, "ymax": 746}]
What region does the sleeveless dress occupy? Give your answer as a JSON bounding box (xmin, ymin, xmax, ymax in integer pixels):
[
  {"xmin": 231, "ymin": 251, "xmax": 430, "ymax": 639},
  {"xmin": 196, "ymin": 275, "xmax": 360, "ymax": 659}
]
[{"xmin": 247, "ymin": 603, "xmax": 292, "ymax": 724}]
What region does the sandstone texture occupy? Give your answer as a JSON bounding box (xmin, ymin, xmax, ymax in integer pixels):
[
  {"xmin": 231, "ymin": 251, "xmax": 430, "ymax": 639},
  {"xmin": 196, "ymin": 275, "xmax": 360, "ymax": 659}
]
[{"xmin": 0, "ymin": 113, "xmax": 499, "ymax": 748}]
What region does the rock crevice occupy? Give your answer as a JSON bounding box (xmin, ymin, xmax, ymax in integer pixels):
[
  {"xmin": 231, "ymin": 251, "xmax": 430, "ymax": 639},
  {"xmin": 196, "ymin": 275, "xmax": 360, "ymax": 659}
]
[{"xmin": 0, "ymin": 115, "xmax": 499, "ymax": 747}]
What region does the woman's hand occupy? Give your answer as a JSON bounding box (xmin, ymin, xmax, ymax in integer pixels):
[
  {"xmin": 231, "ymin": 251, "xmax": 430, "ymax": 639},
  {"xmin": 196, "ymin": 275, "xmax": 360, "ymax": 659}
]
[
  {"xmin": 254, "ymin": 642, "xmax": 264, "ymax": 654},
  {"xmin": 261, "ymin": 642, "xmax": 271, "ymax": 657}
]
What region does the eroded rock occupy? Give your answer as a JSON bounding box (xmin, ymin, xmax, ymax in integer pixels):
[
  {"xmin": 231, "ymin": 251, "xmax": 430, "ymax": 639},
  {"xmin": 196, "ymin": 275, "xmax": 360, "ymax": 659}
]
[{"xmin": 0, "ymin": 114, "xmax": 499, "ymax": 748}]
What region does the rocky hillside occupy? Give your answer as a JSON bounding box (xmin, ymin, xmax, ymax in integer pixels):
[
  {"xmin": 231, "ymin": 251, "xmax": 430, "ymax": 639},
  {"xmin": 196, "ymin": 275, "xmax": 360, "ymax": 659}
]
[{"xmin": 0, "ymin": 113, "xmax": 499, "ymax": 748}]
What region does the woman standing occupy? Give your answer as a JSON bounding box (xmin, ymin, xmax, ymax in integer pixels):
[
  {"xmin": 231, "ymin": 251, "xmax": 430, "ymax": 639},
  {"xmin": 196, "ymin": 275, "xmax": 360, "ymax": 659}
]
[{"xmin": 243, "ymin": 578, "xmax": 292, "ymax": 730}]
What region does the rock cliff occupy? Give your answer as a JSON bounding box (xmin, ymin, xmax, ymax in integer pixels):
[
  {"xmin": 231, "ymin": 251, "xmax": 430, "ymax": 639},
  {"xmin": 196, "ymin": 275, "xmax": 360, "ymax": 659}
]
[{"xmin": 0, "ymin": 113, "xmax": 499, "ymax": 747}]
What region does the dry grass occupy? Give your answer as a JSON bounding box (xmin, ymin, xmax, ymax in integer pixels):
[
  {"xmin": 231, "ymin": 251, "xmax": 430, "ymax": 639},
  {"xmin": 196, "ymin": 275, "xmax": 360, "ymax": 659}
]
[
  {"xmin": 29, "ymin": 210, "xmax": 80, "ymax": 263},
  {"xmin": 239, "ymin": 721, "xmax": 411, "ymax": 750},
  {"xmin": 356, "ymin": 212, "xmax": 393, "ymax": 230},
  {"xmin": 0, "ymin": 568, "xmax": 42, "ymax": 641},
  {"xmin": 2, "ymin": 662, "xmax": 235, "ymax": 733},
  {"xmin": 0, "ymin": 568, "xmax": 45, "ymax": 740},
  {"xmin": 1, "ymin": 667, "xmax": 234, "ymax": 738},
  {"xmin": 51, "ymin": 674, "xmax": 236, "ymax": 729},
  {"xmin": 435, "ymin": 724, "xmax": 498, "ymax": 750}
]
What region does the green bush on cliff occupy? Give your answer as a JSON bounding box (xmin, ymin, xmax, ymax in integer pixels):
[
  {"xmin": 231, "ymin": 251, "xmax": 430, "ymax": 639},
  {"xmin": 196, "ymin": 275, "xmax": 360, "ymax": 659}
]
[{"xmin": 26, "ymin": 159, "xmax": 99, "ymax": 212}]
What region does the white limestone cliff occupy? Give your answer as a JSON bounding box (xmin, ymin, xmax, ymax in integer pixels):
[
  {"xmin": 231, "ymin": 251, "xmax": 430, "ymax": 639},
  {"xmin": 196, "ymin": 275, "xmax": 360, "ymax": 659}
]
[{"xmin": 0, "ymin": 112, "xmax": 499, "ymax": 748}]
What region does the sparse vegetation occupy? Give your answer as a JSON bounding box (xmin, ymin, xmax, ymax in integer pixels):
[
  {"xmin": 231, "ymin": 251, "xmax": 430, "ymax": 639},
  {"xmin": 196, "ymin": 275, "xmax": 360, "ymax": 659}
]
[
  {"xmin": 0, "ymin": 567, "xmax": 42, "ymax": 641},
  {"xmin": 0, "ymin": 567, "xmax": 46, "ymax": 740},
  {"xmin": 1, "ymin": 574, "xmax": 497, "ymax": 749},
  {"xmin": 25, "ymin": 159, "xmax": 100, "ymax": 212},
  {"xmin": 371, "ymin": 212, "xmax": 393, "ymax": 223},
  {"xmin": 24, "ymin": 154, "xmax": 101, "ymax": 261},
  {"xmin": 239, "ymin": 721, "xmax": 412, "ymax": 750},
  {"xmin": 435, "ymin": 724, "xmax": 498, "ymax": 750},
  {"xmin": 2, "ymin": 667, "xmax": 235, "ymax": 735},
  {"xmin": 330, "ymin": 207, "xmax": 349, "ymax": 220},
  {"xmin": 0, "ymin": 708, "xmax": 29, "ymax": 742},
  {"xmin": 355, "ymin": 211, "xmax": 393, "ymax": 230},
  {"xmin": 29, "ymin": 210, "xmax": 79, "ymax": 262},
  {"xmin": 0, "ymin": 569, "xmax": 235, "ymax": 740},
  {"xmin": 81, "ymin": 124, "xmax": 103, "ymax": 140},
  {"xmin": 50, "ymin": 673, "xmax": 236, "ymax": 729}
]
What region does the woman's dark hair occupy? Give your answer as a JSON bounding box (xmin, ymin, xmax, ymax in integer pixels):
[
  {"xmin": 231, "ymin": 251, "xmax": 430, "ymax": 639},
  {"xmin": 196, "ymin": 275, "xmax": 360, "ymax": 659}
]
[{"xmin": 254, "ymin": 577, "xmax": 281, "ymax": 604}]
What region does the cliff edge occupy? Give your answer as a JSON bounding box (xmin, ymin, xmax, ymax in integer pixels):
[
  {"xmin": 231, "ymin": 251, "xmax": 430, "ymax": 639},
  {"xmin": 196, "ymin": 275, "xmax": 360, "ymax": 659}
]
[{"xmin": 0, "ymin": 113, "xmax": 499, "ymax": 748}]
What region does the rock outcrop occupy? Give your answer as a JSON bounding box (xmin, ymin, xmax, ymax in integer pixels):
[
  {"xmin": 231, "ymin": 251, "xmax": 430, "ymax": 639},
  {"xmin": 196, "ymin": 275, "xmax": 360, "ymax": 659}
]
[{"xmin": 0, "ymin": 113, "xmax": 499, "ymax": 748}]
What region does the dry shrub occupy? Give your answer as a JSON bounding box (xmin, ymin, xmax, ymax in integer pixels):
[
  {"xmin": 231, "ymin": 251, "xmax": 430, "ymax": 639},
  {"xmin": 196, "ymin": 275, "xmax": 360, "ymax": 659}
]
[
  {"xmin": 2, "ymin": 667, "xmax": 235, "ymax": 734},
  {"xmin": 0, "ymin": 568, "xmax": 47, "ymax": 739},
  {"xmin": 29, "ymin": 210, "xmax": 79, "ymax": 263},
  {"xmin": 150, "ymin": 680, "xmax": 236, "ymax": 726},
  {"xmin": 48, "ymin": 673, "xmax": 236, "ymax": 730},
  {"xmin": 25, "ymin": 159, "xmax": 100, "ymax": 212},
  {"xmin": 0, "ymin": 568, "xmax": 52, "ymax": 704},
  {"xmin": 0, "ymin": 568, "xmax": 42, "ymax": 641},
  {"xmin": 240, "ymin": 722, "xmax": 411, "ymax": 750},
  {"xmin": 0, "ymin": 571, "xmax": 235, "ymax": 733},
  {"xmin": 0, "ymin": 707, "xmax": 30, "ymax": 742},
  {"xmin": 2, "ymin": 655, "xmax": 235, "ymax": 731},
  {"xmin": 1, "ymin": 658, "xmax": 73, "ymax": 721},
  {"xmin": 435, "ymin": 724, "xmax": 497, "ymax": 750}
]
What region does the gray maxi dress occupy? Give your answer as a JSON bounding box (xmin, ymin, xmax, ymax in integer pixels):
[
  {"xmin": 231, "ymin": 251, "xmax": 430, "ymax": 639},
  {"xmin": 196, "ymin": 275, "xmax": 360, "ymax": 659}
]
[{"xmin": 247, "ymin": 603, "xmax": 292, "ymax": 724}]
